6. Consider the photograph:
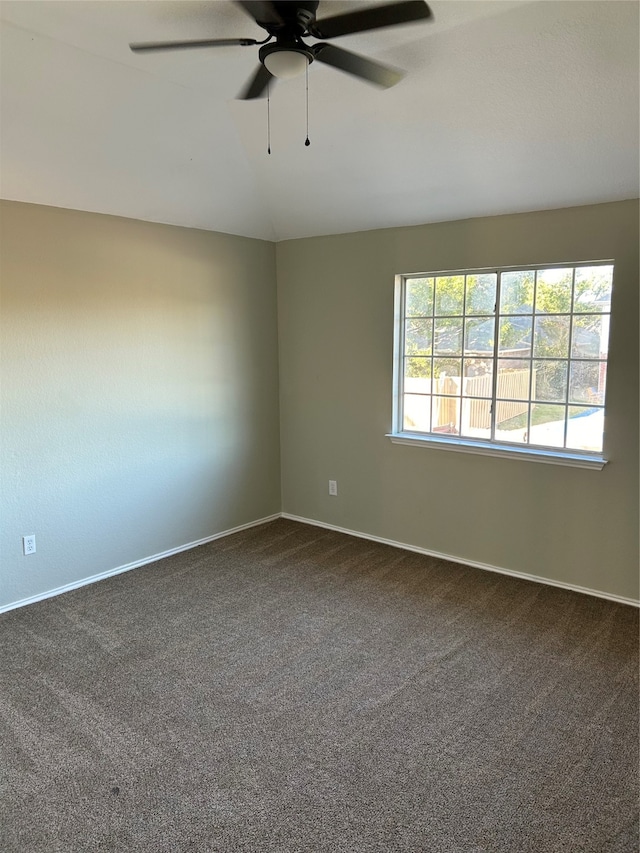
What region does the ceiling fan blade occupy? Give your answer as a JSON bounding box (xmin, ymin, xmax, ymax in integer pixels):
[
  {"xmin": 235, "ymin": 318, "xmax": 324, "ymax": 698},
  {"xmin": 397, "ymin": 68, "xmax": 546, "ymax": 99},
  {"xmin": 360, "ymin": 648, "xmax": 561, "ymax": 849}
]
[
  {"xmin": 310, "ymin": 0, "xmax": 432, "ymax": 40},
  {"xmin": 312, "ymin": 43, "xmax": 403, "ymax": 88},
  {"xmin": 130, "ymin": 37, "xmax": 259, "ymax": 53},
  {"xmin": 235, "ymin": 1, "xmax": 284, "ymax": 26},
  {"xmin": 239, "ymin": 64, "xmax": 274, "ymax": 99}
]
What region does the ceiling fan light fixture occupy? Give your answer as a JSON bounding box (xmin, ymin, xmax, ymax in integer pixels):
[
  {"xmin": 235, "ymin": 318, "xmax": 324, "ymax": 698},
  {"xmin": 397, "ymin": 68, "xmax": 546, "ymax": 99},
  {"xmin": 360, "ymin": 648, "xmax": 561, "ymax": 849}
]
[{"xmin": 262, "ymin": 48, "xmax": 310, "ymax": 79}]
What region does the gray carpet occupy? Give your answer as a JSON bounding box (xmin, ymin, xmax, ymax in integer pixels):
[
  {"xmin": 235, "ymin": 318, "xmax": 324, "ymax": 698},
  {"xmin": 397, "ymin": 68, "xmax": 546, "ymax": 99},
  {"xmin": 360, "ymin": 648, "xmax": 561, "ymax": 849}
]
[{"xmin": 0, "ymin": 519, "xmax": 638, "ymax": 853}]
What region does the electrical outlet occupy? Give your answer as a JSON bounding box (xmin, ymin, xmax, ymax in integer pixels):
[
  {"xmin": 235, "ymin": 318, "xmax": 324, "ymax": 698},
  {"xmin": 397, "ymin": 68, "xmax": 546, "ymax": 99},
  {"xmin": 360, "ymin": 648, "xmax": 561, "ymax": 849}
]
[
  {"xmin": 328, "ymin": 480, "xmax": 338, "ymax": 496},
  {"xmin": 23, "ymin": 535, "xmax": 36, "ymax": 555}
]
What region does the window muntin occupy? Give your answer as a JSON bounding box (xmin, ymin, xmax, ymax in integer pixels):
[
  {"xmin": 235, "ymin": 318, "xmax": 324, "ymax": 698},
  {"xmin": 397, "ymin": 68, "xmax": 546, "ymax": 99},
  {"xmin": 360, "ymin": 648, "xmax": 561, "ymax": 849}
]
[{"xmin": 396, "ymin": 263, "xmax": 613, "ymax": 458}]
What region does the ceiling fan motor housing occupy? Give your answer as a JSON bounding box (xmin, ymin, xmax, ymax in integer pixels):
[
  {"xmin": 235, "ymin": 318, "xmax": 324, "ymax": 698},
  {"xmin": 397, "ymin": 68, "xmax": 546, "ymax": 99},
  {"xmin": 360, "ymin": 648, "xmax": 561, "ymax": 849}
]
[{"xmin": 270, "ymin": 1, "xmax": 319, "ymax": 34}]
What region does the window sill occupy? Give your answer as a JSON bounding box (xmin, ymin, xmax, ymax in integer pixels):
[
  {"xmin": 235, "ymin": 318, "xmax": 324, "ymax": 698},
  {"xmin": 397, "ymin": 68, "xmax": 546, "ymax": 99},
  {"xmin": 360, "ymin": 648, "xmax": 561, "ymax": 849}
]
[{"xmin": 386, "ymin": 432, "xmax": 607, "ymax": 470}]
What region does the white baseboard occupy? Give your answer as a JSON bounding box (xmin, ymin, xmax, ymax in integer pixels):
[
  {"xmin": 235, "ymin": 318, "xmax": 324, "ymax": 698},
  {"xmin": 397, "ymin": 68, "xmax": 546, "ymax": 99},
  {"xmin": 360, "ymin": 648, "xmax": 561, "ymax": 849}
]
[
  {"xmin": 281, "ymin": 513, "xmax": 640, "ymax": 608},
  {"xmin": 3, "ymin": 511, "xmax": 637, "ymax": 614},
  {"xmin": 0, "ymin": 514, "xmax": 281, "ymax": 615}
]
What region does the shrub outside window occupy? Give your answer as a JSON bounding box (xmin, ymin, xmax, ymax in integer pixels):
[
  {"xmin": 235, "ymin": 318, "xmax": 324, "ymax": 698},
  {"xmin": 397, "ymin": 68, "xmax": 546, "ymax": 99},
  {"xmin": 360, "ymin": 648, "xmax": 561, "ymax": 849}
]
[{"xmin": 393, "ymin": 262, "xmax": 613, "ymax": 464}]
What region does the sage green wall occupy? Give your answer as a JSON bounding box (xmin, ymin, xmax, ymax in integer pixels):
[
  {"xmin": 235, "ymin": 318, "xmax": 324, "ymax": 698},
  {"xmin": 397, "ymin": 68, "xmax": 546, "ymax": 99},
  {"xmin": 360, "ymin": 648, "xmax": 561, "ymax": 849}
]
[
  {"xmin": 276, "ymin": 200, "xmax": 639, "ymax": 601},
  {"xmin": 1, "ymin": 201, "xmax": 280, "ymax": 610},
  {"xmin": 2, "ymin": 200, "xmax": 638, "ymax": 609}
]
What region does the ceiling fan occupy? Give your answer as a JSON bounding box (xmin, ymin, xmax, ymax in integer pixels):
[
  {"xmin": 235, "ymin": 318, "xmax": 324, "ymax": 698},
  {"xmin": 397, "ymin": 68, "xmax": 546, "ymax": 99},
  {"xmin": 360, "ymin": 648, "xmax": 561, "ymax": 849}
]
[{"xmin": 130, "ymin": 1, "xmax": 433, "ymax": 99}]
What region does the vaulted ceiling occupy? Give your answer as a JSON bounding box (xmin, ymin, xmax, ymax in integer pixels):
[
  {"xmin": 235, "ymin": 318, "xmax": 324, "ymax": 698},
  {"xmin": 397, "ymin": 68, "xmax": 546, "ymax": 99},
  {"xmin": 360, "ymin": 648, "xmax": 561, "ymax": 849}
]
[{"xmin": 1, "ymin": 1, "xmax": 638, "ymax": 241}]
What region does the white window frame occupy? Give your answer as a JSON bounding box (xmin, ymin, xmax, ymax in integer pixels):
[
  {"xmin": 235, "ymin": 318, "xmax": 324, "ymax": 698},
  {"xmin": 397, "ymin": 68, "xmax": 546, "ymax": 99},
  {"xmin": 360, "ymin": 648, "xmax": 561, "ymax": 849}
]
[{"xmin": 388, "ymin": 262, "xmax": 613, "ymax": 470}]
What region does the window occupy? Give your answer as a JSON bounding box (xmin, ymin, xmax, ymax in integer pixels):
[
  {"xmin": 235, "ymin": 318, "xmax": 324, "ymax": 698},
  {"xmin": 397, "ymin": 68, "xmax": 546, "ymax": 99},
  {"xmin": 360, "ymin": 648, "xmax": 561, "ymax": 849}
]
[{"xmin": 391, "ymin": 262, "xmax": 613, "ymax": 468}]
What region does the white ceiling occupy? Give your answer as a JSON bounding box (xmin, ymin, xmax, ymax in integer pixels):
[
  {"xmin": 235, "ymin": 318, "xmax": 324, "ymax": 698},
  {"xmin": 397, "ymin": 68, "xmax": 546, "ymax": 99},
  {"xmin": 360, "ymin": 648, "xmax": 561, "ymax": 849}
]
[{"xmin": 1, "ymin": 0, "xmax": 638, "ymax": 241}]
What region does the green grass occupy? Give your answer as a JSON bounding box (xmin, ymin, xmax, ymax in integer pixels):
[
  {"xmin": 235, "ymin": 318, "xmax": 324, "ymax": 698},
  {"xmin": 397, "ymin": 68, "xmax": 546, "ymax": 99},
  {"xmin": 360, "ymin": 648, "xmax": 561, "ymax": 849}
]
[{"xmin": 498, "ymin": 404, "xmax": 565, "ymax": 431}]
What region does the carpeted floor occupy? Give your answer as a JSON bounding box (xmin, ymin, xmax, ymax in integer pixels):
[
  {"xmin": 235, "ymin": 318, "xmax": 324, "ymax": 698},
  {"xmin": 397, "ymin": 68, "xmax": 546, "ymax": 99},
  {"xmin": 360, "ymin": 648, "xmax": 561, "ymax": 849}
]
[{"xmin": 0, "ymin": 518, "xmax": 638, "ymax": 852}]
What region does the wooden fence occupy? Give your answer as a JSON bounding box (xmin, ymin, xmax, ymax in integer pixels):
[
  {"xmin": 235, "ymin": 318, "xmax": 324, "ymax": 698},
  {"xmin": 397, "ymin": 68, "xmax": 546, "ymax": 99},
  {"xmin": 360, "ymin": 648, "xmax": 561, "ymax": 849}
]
[{"xmin": 405, "ymin": 368, "xmax": 533, "ymax": 433}]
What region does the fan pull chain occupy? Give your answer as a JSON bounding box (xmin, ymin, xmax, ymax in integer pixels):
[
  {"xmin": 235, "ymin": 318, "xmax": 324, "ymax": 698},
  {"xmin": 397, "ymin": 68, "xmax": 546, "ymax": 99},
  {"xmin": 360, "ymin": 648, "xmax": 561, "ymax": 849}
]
[
  {"xmin": 305, "ymin": 60, "xmax": 310, "ymax": 147},
  {"xmin": 267, "ymin": 79, "xmax": 271, "ymax": 155}
]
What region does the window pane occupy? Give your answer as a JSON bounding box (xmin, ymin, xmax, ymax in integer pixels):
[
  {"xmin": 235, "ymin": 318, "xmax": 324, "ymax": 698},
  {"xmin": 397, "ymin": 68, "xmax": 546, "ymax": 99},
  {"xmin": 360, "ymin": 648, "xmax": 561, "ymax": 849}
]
[
  {"xmin": 460, "ymin": 397, "xmax": 491, "ymax": 439},
  {"xmin": 495, "ymin": 402, "xmax": 529, "ymax": 443},
  {"xmin": 434, "ymin": 318, "xmax": 463, "ymax": 355},
  {"xmin": 569, "ymin": 361, "xmax": 606, "ymax": 405},
  {"xmin": 527, "ymin": 404, "xmax": 566, "ymax": 448},
  {"xmin": 465, "ymin": 317, "xmax": 495, "ymax": 355},
  {"xmin": 465, "ymin": 274, "xmax": 497, "ymax": 315},
  {"xmin": 463, "ymin": 359, "xmax": 493, "ymax": 397},
  {"xmin": 431, "ymin": 396, "xmax": 460, "ymax": 434},
  {"xmin": 535, "ymin": 268, "xmax": 573, "ymax": 314},
  {"xmin": 406, "ymin": 278, "xmax": 434, "ymax": 317},
  {"xmin": 434, "ymin": 276, "xmax": 464, "ymax": 316},
  {"xmin": 405, "ymin": 319, "xmax": 432, "ymax": 356},
  {"xmin": 500, "ymin": 270, "xmax": 534, "ymax": 314},
  {"xmin": 533, "ymin": 316, "xmax": 570, "ymax": 358},
  {"xmin": 571, "ymin": 314, "xmax": 609, "ymax": 359},
  {"xmin": 573, "ymin": 266, "xmax": 613, "ymax": 313},
  {"xmin": 404, "ymin": 358, "xmax": 431, "ymax": 396},
  {"xmin": 496, "ymin": 361, "xmax": 531, "ymax": 401},
  {"xmin": 567, "ymin": 407, "xmax": 604, "ymax": 452},
  {"xmin": 403, "ymin": 394, "xmax": 431, "ymax": 432},
  {"xmin": 533, "ymin": 360, "xmax": 567, "ymax": 403},
  {"xmin": 433, "ymin": 359, "xmax": 461, "ymax": 395},
  {"xmin": 499, "ymin": 316, "xmax": 532, "ymax": 356}
]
